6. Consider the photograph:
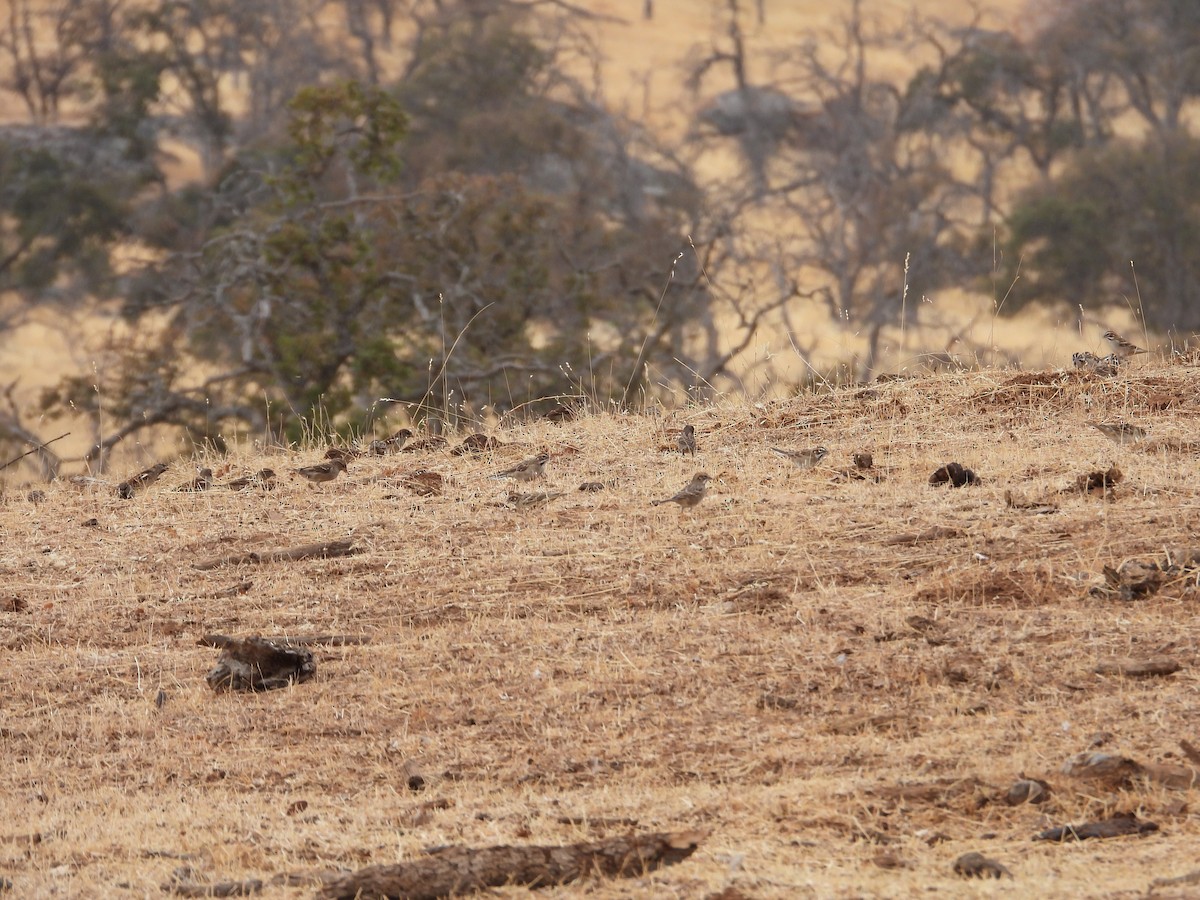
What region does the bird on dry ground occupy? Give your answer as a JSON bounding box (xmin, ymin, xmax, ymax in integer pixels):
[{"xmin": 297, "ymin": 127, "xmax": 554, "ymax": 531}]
[
  {"xmin": 295, "ymin": 457, "xmax": 347, "ymax": 484},
  {"xmin": 490, "ymin": 452, "xmax": 550, "ymax": 482},
  {"xmin": 543, "ymin": 403, "xmax": 576, "ymax": 422},
  {"xmin": 452, "ymin": 433, "xmax": 500, "ymax": 456},
  {"xmin": 173, "ymin": 468, "xmax": 213, "ymax": 492},
  {"xmin": 370, "ymin": 428, "xmax": 414, "ymax": 455},
  {"xmin": 1073, "ymin": 351, "xmax": 1121, "ymax": 376},
  {"xmin": 677, "ymin": 424, "xmax": 697, "ymax": 456},
  {"xmin": 226, "ymin": 469, "xmax": 277, "ymax": 490},
  {"xmin": 117, "ymin": 462, "xmax": 169, "ymax": 499},
  {"xmin": 399, "ymin": 469, "xmax": 443, "ymax": 496},
  {"xmin": 505, "ymin": 490, "xmax": 566, "ymax": 508},
  {"xmin": 1103, "ymin": 330, "xmax": 1148, "ymax": 359},
  {"xmin": 400, "ymin": 435, "xmax": 448, "ymax": 453},
  {"xmin": 1090, "ymin": 422, "xmax": 1147, "ymax": 445},
  {"xmin": 772, "ymin": 446, "xmax": 828, "ymax": 469},
  {"xmin": 651, "ymin": 472, "xmax": 712, "ymax": 508}
]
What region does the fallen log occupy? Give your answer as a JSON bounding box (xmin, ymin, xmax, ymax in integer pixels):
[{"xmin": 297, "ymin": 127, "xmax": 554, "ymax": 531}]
[
  {"xmin": 1034, "ymin": 813, "xmax": 1158, "ymax": 842},
  {"xmin": 319, "ymin": 830, "xmax": 706, "ymax": 900},
  {"xmin": 1094, "ymin": 656, "xmax": 1182, "ymax": 678},
  {"xmin": 192, "ymin": 540, "xmax": 357, "ymax": 571},
  {"xmin": 199, "ymin": 634, "xmax": 371, "ymax": 649}
]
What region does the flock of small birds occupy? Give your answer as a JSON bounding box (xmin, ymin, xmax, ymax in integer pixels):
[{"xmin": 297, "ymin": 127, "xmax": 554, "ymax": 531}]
[
  {"xmin": 1071, "ymin": 329, "xmax": 1149, "ymax": 376},
  {"xmin": 99, "ymin": 418, "xmax": 837, "ymax": 512},
  {"xmin": 97, "ymin": 330, "xmax": 1157, "ymax": 507}
]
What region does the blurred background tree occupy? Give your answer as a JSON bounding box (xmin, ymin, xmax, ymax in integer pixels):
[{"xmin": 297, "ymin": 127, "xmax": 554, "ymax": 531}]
[{"xmin": 3, "ymin": 0, "xmax": 1200, "ymax": 469}]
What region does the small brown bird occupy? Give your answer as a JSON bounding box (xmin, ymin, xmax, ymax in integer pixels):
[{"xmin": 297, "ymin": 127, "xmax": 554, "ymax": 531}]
[
  {"xmin": 1090, "ymin": 422, "xmax": 1147, "ymax": 445},
  {"xmin": 294, "ymin": 457, "xmax": 347, "ymax": 484},
  {"xmin": 452, "ymin": 433, "xmax": 500, "ymax": 456},
  {"xmin": 117, "ymin": 462, "xmax": 169, "ymax": 499},
  {"xmin": 400, "ymin": 435, "xmax": 448, "ymax": 453},
  {"xmin": 677, "ymin": 424, "xmax": 697, "ymax": 456},
  {"xmin": 953, "ymin": 852, "xmax": 1012, "ymax": 880},
  {"xmin": 1073, "ymin": 351, "xmax": 1121, "ymax": 376},
  {"xmin": 1103, "ymin": 330, "xmax": 1148, "ymax": 359},
  {"xmin": 504, "ymin": 490, "xmax": 566, "ymax": 508},
  {"xmin": 400, "ymin": 469, "xmax": 444, "ymax": 496},
  {"xmin": 652, "ymin": 472, "xmax": 712, "ymax": 508},
  {"xmin": 370, "ymin": 428, "xmax": 414, "ymax": 455},
  {"xmin": 490, "ymin": 452, "xmax": 550, "ymax": 482},
  {"xmin": 226, "ymin": 468, "xmax": 277, "ymax": 490},
  {"xmin": 324, "ymin": 447, "xmax": 359, "ymax": 462},
  {"xmin": 543, "ymin": 403, "xmax": 576, "ymax": 423},
  {"xmin": 772, "ymin": 446, "xmax": 828, "ymax": 469},
  {"xmin": 173, "ymin": 468, "xmax": 213, "ymax": 492}
]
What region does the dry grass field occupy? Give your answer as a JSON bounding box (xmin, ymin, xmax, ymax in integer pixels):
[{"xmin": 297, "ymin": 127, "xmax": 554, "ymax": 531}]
[{"xmin": 4, "ymin": 363, "xmax": 1200, "ymax": 898}]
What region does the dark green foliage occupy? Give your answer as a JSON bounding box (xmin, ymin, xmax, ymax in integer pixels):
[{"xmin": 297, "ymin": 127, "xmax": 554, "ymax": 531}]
[
  {"xmin": 1002, "ymin": 135, "xmax": 1200, "ymax": 328},
  {"xmin": 0, "ymin": 144, "xmax": 127, "ymax": 297}
]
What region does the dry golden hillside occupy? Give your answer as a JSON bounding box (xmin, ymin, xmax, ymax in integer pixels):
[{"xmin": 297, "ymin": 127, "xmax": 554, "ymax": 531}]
[
  {"xmin": 3, "ymin": 363, "xmax": 1199, "ymax": 897},
  {"xmin": 0, "ymin": 0, "xmax": 1090, "ymax": 471}
]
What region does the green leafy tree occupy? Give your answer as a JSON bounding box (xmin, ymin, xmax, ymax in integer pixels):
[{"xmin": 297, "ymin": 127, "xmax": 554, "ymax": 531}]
[
  {"xmin": 36, "ymin": 0, "xmax": 716, "ymax": 458},
  {"xmin": 1002, "ymin": 135, "xmax": 1200, "ymax": 330}
]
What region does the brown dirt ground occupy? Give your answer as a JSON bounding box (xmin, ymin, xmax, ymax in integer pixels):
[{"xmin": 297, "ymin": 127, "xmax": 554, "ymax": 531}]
[{"xmin": 3, "ymin": 364, "xmax": 1200, "ymax": 898}]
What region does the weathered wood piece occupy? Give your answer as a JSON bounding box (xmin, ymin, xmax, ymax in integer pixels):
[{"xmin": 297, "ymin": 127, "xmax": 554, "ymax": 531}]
[
  {"xmin": 192, "ymin": 540, "xmax": 357, "ymax": 571},
  {"xmin": 319, "ymin": 829, "xmax": 706, "ymax": 900}
]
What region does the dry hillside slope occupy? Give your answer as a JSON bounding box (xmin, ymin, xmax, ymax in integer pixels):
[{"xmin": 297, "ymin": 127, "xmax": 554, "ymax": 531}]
[{"xmin": 3, "ymin": 364, "xmax": 1200, "ymax": 897}]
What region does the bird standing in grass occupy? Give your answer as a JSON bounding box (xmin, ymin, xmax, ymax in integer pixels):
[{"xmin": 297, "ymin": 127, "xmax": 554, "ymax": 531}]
[
  {"xmin": 490, "ymin": 452, "xmax": 550, "ymax": 482},
  {"xmin": 295, "ymin": 457, "xmax": 347, "ymax": 484},
  {"xmin": 173, "ymin": 468, "xmax": 213, "ymax": 492},
  {"xmin": 1090, "ymin": 422, "xmax": 1147, "ymax": 446},
  {"xmin": 371, "ymin": 428, "xmax": 414, "ymax": 455},
  {"xmin": 1103, "ymin": 330, "xmax": 1148, "ymax": 359},
  {"xmin": 505, "ymin": 490, "xmax": 566, "ymax": 508},
  {"xmin": 652, "ymin": 472, "xmax": 712, "ymax": 508},
  {"xmin": 677, "ymin": 424, "xmax": 697, "ymax": 456},
  {"xmin": 117, "ymin": 462, "xmax": 169, "ymax": 499},
  {"xmin": 772, "ymin": 446, "xmax": 828, "ymax": 469},
  {"xmin": 226, "ymin": 469, "xmax": 277, "ymax": 491}
]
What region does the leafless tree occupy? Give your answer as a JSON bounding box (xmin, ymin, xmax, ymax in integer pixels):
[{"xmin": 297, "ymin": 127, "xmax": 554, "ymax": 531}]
[
  {"xmin": 0, "ymin": 0, "xmax": 109, "ymax": 123},
  {"xmin": 689, "ymin": 0, "xmax": 988, "ymax": 378}
]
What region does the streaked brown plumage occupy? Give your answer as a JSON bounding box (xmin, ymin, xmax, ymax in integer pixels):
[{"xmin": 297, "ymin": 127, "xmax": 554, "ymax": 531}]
[
  {"xmin": 117, "ymin": 462, "xmax": 169, "ymax": 499},
  {"xmin": 504, "ymin": 490, "xmax": 566, "ymax": 508},
  {"xmin": 651, "ymin": 472, "xmax": 712, "ymax": 508},
  {"xmin": 772, "ymin": 446, "xmax": 828, "ymax": 469},
  {"xmin": 1090, "ymin": 422, "xmax": 1147, "ymax": 445},
  {"xmin": 452, "ymin": 433, "xmax": 500, "ymax": 456},
  {"xmin": 677, "ymin": 424, "xmax": 697, "ymax": 456},
  {"xmin": 490, "ymin": 452, "xmax": 550, "ymax": 482},
  {"xmin": 400, "ymin": 469, "xmax": 443, "ymax": 496},
  {"xmin": 294, "ymin": 457, "xmax": 347, "ymax": 484},
  {"xmin": 226, "ymin": 468, "xmax": 277, "ymax": 491},
  {"xmin": 400, "ymin": 436, "xmax": 448, "ymax": 453},
  {"xmin": 173, "ymin": 468, "xmax": 213, "ymax": 492},
  {"xmin": 370, "ymin": 428, "xmax": 414, "ymax": 455},
  {"xmin": 1103, "ymin": 330, "xmax": 1147, "ymax": 359}
]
